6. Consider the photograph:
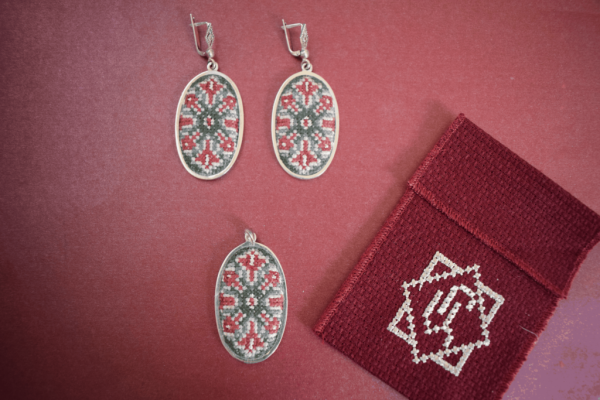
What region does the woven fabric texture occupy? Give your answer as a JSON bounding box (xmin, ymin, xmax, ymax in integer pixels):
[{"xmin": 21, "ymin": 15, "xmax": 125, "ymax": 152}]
[{"xmin": 314, "ymin": 114, "xmax": 600, "ymax": 400}]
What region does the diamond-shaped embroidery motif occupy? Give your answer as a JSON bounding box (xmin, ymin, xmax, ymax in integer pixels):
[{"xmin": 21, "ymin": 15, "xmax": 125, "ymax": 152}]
[{"xmin": 387, "ymin": 252, "xmax": 505, "ymax": 377}]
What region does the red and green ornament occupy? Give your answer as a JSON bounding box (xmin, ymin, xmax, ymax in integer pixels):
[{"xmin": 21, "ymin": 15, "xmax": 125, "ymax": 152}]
[
  {"xmin": 176, "ymin": 71, "xmax": 243, "ymax": 180},
  {"xmin": 272, "ymin": 72, "xmax": 339, "ymax": 179},
  {"xmin": 215, "ymin": 230, "xmax": 287, "ymax": 363}
]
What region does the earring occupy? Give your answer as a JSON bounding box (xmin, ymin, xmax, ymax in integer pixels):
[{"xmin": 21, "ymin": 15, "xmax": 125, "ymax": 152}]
[
  {"xmin": 271, "ymin": 20, "xmax": 339, "ymax": 179},
  {"xmin": 215, "ymin": 230, "xmax": 287, "ymax": 363},
  {"xmin": 175, "ymin": 15, "xmax": 244, "ymax": 180}
]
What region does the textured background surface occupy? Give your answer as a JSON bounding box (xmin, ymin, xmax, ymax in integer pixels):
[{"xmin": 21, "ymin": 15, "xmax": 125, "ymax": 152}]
[{"xmin": 1, "ymin": 0, "xmax": 599, "ymax": 399}]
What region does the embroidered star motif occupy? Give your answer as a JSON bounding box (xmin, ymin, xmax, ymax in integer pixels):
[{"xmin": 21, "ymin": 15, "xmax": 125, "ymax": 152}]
[
  {"xmin": 237, "ymin": 320, "xmax": 265, "ymax": 356},
  {"xmin": 260, "ymin": 312, "xmax": 281, "ymax": 336},
  {"xmin": 314, "ymin": 132, "xmax": 332, "ymax": 152},
  {"xmin": 300, "ymin": 116, "xmax": 312, "ymax": 130},
  {"xmin": 290, "ymin": 139, "xmax": 319, "ymax": 172},
  {"xmin": 180, "ymin": 132, "xmax": 200, "ymax": 151},
  {"xmin": 217, "ymin": 95, "xmax": 237, "ymax": 113},
  {"xmin": 295, "ymin": 77, "xmax": 319, "ymax": 105},
  {"xmin": 199, "ymin": 77, "xmax": 224, "ymax": 105},
  {"xmin": 281, "ymin": 93, "xmax": 299, "ymax": 113},
  {"xmin": 315, "ymin": 95, "xmax": 333, "ymax": 114},
  {"xmin": 387, "ymin": 252, "xmax": 505, "ymax": 377},
  {"xmin": 217, "ymin": 131, "xmax": 235, "ymax": 153},
  {"xmin": 223, "ymin": 312, "xmax": 243, "ymax": 336},
  {"xmin": 194, "ymin": 139, "xmax": 222, "ymax": 172},
  {"xmin": 184, "ymin": 93, "xmax": 202, "ymax": 113},
  {"xmin": 278, "ymin": 133, "xmax": 297, "ymax": 152},
  {"xmin": 236, "ymin": 250, "xmax": 267, "ymax": 283}
]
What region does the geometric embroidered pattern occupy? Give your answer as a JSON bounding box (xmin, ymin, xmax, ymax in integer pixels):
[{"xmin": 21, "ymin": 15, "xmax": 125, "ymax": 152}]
[
  {"xmin": 274, "ymin": 73, "xmax": 337, "ymax": 177},
  {"xmin": 215, "ymin": 243, "xmax": 287, "ymax": 363},
  {"xmin": 387, "ymin": 252, "xmax": 505, "ymax": 376},
  {"xmin": 178, "ymin": 73, "xmax": 240, "ymax": 177},
  {"xmin": 313, "ymin": 115, "xmax": 600, "ymax": 399}
]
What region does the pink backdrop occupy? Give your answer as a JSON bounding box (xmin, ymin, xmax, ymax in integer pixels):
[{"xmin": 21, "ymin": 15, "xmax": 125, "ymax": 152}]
[{"xmin": 1, "ymin": 0, "xmax": 599, "ymax": 399}]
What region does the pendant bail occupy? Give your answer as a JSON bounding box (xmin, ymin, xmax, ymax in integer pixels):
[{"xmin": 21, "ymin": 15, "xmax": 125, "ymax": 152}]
[{"xmin": 244, "ymin": 229, "xmax": 257, "ymax": 245}]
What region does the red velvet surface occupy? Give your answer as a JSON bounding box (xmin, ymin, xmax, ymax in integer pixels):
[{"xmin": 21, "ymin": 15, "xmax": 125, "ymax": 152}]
[{"xmin": 1, "ymin": 1, "xmax": 599, "ymax": 399}]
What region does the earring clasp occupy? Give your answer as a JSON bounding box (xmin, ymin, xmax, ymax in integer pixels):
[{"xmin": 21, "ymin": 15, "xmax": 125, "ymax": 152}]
[
  {"xmin": 281, "ymin": 20, "xmax": 309, "ymax": 59},
  {"xmin": 281, "ymin": 19, "xmax": 311, "ymax": 71},
  {"xmin": 190, "ymin": 14, "xmax": 218, "ymax": 70}
]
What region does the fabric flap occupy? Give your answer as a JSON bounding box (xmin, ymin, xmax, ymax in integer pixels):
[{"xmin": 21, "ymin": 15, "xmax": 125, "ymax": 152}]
[{"xmin": 409, "ymin": 114, "xmax": 600, "ymax": 298}]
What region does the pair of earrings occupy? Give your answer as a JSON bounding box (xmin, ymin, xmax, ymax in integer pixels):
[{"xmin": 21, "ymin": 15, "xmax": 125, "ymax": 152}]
[{"xmin": 175, "ymin": 15, "xmax": 339, "ymax": 180}]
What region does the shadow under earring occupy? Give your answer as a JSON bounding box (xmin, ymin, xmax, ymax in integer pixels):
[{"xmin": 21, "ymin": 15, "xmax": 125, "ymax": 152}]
[
  {"xmin": 175, "ymin": 15, "xmax": 244, "ymax": 180},
  {"xmin": 271, "ymin": 20, "xmax": 339, "ymax": 179}
]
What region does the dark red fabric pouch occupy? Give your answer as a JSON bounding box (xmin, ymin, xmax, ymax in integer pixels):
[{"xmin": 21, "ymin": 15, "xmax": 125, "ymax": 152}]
[{"xmin": 314, "ymin": 114, "xmax": 600, "ymax": 400}]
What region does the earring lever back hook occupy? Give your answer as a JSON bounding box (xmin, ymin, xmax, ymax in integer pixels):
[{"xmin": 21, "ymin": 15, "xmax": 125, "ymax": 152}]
[
  {"xmin": 190, "ymin": 14, "xmax": 214, "ymax": 57},
  {"xmin": 281, "ymin": 20, "xmax": 309, "ymax": 59},
  {"xmin": 190, "ymin": 14, "xmax": 217, "ymax": 70}
]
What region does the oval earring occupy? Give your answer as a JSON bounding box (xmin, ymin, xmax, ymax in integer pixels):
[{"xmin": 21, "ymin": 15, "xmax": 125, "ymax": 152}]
[
  {"xmin": 271, "ymin": 20, "xmax": 339, "ymax": 179},
  {"xmin": 175, "ymin": 15, "xmax": 244, "ymax": 180}
]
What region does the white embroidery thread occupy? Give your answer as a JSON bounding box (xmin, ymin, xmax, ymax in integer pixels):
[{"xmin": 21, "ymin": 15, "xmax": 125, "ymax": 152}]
[{"xmin": 387, "ymin": 252, "xmax": 505, "ymax": 377}]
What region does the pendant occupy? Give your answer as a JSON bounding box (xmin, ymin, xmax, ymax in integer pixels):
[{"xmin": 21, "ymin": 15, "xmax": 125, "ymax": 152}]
[{"xmin": 215, "ymin": 230, "xmax": 287, "ymax": 363}]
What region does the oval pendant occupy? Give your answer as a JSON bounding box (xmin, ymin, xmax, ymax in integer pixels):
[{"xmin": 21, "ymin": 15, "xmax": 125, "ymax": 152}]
[
  {"xmin": 215, "ymin": 230, "xmax": 287, "ymax": 363},
  {"xmin": 271, "ymin": 71, "xmax": 339, "ymax": 179},
  {"xmin": 175, "ymin": 71, "xmax": 244, "ymax": 180}
]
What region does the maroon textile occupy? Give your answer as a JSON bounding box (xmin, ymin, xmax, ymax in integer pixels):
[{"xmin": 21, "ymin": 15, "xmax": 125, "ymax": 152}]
[{"xmin": 314, "ymin": 115, "xmax": 600, "ymax": 400}]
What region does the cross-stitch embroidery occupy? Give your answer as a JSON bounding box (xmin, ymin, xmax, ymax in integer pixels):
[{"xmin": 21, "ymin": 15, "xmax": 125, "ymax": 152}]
[
  {"xmin": 274, "ymin": 74, "xmax": 337, "ymax": 176},
  {"xmin": 387, "ymin": 252, "xmax": 505, "ymax": 376},
  {"xmin": 178, "ymin": 73, "xmax": 240, "ymax": 177},
  {"xmin": 216, "ymin": 245, "xmax": 286, "ymax": 362}
]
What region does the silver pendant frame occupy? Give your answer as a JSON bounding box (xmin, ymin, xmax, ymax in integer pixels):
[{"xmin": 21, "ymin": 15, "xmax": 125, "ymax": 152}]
[{"xmin": 214, "ymin": 231, "xmax": 287, "ymax": 364}]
